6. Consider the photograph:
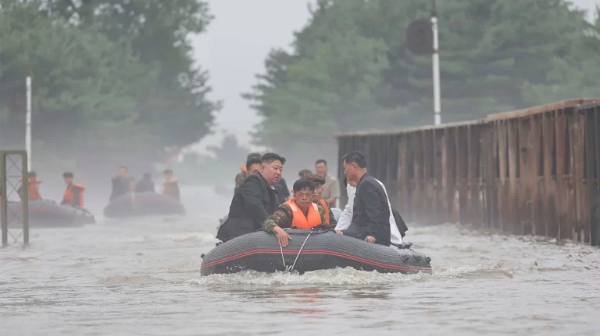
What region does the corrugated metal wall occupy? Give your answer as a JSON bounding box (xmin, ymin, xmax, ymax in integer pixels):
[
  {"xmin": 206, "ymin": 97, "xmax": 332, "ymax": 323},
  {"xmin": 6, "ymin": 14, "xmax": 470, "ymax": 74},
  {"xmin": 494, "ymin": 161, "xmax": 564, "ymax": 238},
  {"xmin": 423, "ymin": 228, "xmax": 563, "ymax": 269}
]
[{"xmin": 336, "ymin": 99, "xmax": 600, "ymax": 245}]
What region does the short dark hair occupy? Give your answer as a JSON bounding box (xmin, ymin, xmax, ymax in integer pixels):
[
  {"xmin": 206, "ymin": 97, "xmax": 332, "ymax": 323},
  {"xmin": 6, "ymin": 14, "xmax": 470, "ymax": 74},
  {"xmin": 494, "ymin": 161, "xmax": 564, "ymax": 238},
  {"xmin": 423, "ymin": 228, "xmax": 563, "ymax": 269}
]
[
  {"xmin": 298, "ymin": 169, "xmax": 312, "ymax": 178},
  {"xmin": 292, "ymin": 178, "xmax": 315, "ymax": 193},
  {"xmin": 261, "ymin": 153, "xmax": 286, "ymax": 165},
  {"xmin": 246, "ymin": 156, "xmax": 262, "ymax": 172},
  {"xmin": 247, "ymin": 152, "xmax": 261, "ymax": 160},
  {"xmin": 163, "ymin": 169, "xmax": 173, "ymax": 174},
  {"xmin": 315, "ymin": 159, "xmax": 327, "ymax": 166},
  {"xmin": 63, "ymin": 172, "xmax": 74, "ymax": 178},
  {"xmin": 28, "ymin": 171, "xmax": 37, "ymax": 178},
  {"xmin": 342, "ymin": 151, "xmax": 367, "ymax": 168},
  {"xmin": 143, "ymin": 172, "xmax": 152, "ymax": 179}
]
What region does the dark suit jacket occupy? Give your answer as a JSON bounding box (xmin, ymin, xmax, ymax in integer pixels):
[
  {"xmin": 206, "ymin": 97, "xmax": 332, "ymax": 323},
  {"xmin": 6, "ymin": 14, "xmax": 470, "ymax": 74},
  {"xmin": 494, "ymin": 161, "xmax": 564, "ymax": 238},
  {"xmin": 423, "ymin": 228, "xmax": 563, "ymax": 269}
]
[
  {"xmin": 342, "ymin": 172, "xmax": 391, "ymax": 246},
  {"xmin": 216, "ymin": 172, "xmax": 279, "ymax": 241}
]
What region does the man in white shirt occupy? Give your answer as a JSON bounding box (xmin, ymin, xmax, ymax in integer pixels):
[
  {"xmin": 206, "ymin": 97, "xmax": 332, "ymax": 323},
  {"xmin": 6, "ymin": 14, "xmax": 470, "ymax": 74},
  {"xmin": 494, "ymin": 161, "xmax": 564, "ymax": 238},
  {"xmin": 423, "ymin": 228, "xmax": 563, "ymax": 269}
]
[{"xmin": 335, "ymin": 178, "xmax": 403, "ymax": 245}]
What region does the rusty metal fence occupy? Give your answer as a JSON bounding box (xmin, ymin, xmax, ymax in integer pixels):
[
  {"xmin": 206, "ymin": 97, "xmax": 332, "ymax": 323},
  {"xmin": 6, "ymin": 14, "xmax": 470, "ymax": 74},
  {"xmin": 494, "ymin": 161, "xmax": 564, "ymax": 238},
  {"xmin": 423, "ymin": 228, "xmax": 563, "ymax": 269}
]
[{"xmin": 336, "ymin": 99, "xmax": 600, "ymax": 245}]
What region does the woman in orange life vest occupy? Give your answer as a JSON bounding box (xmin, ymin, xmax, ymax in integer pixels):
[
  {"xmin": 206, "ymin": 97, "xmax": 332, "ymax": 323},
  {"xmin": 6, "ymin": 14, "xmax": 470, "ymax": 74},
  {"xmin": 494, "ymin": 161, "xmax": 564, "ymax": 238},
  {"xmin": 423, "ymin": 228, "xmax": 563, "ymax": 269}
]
[
  {"xmin": 307, "ymin": 174, "xmax": 337, "ymax": 226},
  {"xmin": 18, "ymin": 171, "xmax": 43, "ymax": 200},
  {"xmin": 61, "ymin": 172, "xmax": 86, "ymax": 208},
  {"xmin": 163, "ymin": 169, "xmax": 180, "ymax": 201},
  {"xmin": 263, "ymin": 179, "xmax": 329, "ymax": 247}
]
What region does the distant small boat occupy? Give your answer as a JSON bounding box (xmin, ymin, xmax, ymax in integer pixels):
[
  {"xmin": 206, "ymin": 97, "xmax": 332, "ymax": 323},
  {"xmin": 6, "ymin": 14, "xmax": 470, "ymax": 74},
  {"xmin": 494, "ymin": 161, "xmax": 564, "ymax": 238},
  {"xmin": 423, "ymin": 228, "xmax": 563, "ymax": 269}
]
[
  {"xmin": 6, "ymin": 200, "xmax": 95, "ymax": 228},
  {"xmin": 103, "ymin": 192, "xmax": 186, "ymax": 218}
]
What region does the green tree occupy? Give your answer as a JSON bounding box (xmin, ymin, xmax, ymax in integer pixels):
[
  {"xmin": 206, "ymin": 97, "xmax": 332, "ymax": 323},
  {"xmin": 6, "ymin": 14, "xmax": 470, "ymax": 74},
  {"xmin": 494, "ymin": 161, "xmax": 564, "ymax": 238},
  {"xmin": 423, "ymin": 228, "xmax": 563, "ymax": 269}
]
[
  {"xmin": 46, "ymin": 0, "xmax": 218, "ymax": 150},
  {"xmin": 247, "ymin": 0, "xmax": 600, "ymax": 162},
  {"xmin": 0, "ymin": 0, "xmax": 219, "ymax": 175}
]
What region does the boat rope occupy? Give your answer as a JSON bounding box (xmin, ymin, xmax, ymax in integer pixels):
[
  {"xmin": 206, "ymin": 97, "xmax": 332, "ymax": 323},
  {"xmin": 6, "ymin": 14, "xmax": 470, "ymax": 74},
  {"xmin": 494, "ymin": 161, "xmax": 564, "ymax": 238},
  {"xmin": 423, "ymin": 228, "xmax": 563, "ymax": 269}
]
[{"xmin": 279, "ymin": 230, "xmax": 312, "ymax": 272}]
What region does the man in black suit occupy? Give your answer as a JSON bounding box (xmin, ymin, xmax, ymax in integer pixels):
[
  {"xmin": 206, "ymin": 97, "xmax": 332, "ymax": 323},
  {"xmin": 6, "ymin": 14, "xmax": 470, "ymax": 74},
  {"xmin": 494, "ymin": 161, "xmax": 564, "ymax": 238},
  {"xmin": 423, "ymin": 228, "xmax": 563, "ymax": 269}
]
[
  {"xmin": 335, "ymin": 151, "xmax": 391, "ymax": 246},
  {"xmin": 216, "ymin": 153, "xmax": 286, "ymax": 242}
]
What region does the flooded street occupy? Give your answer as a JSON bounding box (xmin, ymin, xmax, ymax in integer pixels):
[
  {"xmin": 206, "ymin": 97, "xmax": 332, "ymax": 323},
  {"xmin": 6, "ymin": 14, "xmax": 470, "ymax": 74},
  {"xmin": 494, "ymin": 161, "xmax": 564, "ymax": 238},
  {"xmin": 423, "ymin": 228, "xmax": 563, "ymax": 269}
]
[{"xmin": 1, "ymin": 187, "xmax": 599, "ymax": 336}]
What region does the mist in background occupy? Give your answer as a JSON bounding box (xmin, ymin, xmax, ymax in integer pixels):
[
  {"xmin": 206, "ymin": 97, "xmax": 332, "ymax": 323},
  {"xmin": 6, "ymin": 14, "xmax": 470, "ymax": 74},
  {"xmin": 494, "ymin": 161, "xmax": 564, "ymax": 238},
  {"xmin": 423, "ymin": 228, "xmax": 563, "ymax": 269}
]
[{"xmin": 0, "ymin": 0, "xmax": 599, "ymax": 203}]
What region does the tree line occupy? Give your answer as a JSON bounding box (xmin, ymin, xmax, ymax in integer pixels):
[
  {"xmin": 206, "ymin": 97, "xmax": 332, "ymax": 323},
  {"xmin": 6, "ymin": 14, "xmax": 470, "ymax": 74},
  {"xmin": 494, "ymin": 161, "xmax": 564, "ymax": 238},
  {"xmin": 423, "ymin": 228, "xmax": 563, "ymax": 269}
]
[
  {"xmin": 245, "ymin": 0, "xmax": 600, "ymax": 164},
  {"xmin": 0, "ymin": 0, "xmax": 219, "ymax": 174}
]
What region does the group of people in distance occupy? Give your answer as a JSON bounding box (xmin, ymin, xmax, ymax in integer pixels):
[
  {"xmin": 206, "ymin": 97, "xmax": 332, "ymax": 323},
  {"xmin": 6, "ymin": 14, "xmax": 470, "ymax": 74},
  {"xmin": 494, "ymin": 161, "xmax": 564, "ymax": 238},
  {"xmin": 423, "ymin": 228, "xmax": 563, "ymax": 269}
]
[
  {"xmin": 217, "ymin": 151, "xmax": 407, "ymax": 248},
  {"xmin": 18, "ymin": 171, "xmax": 86, "ymax": 208},
  {"xmin": 14, "ymin": 166, "xmax": 181, "ymax": 210},
  {"xmin": 109, "ymin": 166, "xmax": 181, "ymax": 202}
]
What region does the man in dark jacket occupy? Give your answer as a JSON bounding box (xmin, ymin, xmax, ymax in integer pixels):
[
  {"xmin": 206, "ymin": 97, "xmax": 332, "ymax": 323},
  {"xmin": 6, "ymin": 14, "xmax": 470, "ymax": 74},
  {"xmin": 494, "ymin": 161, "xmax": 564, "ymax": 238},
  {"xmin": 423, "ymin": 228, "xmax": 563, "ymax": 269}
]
[
  {"xmin": 336, "ymin": 151, "xmax": 391, "ymax": 246},
  {"xmin": 110, "ymin": 166, "xmax": 130, "ymax": 201},
  {"xmin": 217, "ymin": 153, "xmax": 286, "ymax": 242}
]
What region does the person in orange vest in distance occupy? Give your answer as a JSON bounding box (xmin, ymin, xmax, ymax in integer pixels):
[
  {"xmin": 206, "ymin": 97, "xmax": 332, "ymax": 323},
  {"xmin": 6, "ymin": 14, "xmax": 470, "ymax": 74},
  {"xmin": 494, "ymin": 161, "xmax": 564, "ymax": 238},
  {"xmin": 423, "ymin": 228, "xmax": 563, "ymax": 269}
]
[
  {"xmin": 163, "ymin": 169, "xmax": 180, "ymax": 201},
  {"xmin": 307, "ymin": 174, "xmax": 337, "ymax": 226},
  {"xmin": 61, "ymin": 172, "xmax": 85, "ymax": 208},
  {"xmin": 263, "ymin": 179, "xmax": 329, "ymax": 247},
  {"xmin": 18, "ymin": 171, "xmax": 43, "ymax": 200}
]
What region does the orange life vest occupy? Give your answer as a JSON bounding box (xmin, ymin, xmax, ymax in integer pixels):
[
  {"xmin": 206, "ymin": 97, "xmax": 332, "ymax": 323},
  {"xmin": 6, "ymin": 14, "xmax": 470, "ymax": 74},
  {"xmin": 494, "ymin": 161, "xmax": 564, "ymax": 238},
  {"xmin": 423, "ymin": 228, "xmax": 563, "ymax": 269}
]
[
  {"xmin": 318, "ymin": 199, "xmax": 331, "ymax": 225},
  {"xmin": 63, "ymin": 183, "xmax": 85, "ymax": 208},
  {"xmin": 163, "ymin": 178, "xmax": 180, "ymax": 201},
  {"xmin": 20, "ymin": 177, "xmax": 42, "ymax": 200},
  {"xmin": 285, "ymin": 199, "xmax": 322, "ymax": 230}
]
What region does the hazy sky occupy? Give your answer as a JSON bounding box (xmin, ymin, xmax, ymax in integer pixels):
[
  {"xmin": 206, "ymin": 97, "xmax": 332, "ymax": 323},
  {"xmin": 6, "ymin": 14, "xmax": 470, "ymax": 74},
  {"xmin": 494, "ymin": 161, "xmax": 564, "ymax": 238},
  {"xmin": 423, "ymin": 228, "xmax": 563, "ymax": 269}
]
[{"xmin": 191, "ymin": 0, "xmax": 598, "ymax": 153}]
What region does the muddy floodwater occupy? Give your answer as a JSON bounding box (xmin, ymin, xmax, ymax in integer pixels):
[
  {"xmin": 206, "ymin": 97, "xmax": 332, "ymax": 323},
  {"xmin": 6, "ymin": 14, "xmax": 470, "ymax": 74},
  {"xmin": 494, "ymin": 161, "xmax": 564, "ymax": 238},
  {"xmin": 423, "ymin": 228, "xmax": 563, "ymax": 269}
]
[{"xmin": 1, "ymin": 186, "xmax": 599, "ymax": 335}]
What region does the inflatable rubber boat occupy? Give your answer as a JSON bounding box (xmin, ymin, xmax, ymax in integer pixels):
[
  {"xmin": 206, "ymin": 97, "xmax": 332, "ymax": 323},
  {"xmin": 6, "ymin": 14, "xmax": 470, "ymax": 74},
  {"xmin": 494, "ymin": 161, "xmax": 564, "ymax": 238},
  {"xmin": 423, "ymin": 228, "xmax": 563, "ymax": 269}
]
[
  {"xmin": 6, "ymin": 200, "xmax": 96, "ymax": 228},
  {"xmin": 103, "ymin": 192, "xmax": 186, "ymax": 218},
  {"xmin": 201, "ymin": 229, "xmax": 432, "ymax": 275}
]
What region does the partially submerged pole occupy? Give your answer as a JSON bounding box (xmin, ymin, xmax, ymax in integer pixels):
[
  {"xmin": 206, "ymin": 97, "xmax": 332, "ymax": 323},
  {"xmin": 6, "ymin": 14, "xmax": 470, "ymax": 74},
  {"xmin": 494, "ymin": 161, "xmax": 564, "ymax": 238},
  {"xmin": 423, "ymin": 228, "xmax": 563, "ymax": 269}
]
[
  {"xmin": 26, "ymin": 76, "xmax": 32, "ymax": 170},
  {"xmin": 431, "ymin": 1, "xmax": 441, "ymax": 125}
]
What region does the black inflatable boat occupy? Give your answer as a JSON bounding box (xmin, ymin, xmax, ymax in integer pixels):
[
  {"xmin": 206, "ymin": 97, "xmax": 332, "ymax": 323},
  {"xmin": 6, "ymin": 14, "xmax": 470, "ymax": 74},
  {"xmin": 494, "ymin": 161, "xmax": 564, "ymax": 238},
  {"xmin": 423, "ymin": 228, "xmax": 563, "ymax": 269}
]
[
  {"xmin": 201, "ymin": 229, "xmax": 432, "ymax": 276},
  {"xmin": 103, "ymin": 192, "xmax": 186, "ymax": 218},
  {"xmin": 6, "ymin": 200, "xmax": 95, "ymax": 228}
]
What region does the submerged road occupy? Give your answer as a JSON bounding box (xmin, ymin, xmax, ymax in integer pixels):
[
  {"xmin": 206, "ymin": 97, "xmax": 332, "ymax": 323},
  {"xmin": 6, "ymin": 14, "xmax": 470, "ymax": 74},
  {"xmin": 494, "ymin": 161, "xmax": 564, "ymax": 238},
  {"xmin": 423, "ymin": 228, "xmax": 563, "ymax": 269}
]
[{"xmin": 1, "ymin": 186, "xmax": 599, "ymax": 335}]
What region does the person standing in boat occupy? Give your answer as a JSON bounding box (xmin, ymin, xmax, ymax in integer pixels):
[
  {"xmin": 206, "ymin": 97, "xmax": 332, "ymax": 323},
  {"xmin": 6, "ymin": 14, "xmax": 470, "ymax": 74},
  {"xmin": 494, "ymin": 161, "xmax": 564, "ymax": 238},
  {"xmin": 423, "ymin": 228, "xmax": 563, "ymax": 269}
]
[
  {"xmin": 217, "ymin": 153, "xmax": 285, "ymax": 242},
  {"xmin": 307, "ymin": 174, "xmax": 337, "ymax": 226},
  {"xmin": 335, "ymin": 151, "xmax": 391, "ymax": 246},
  {"xmin": 18, "ymin": 171, "xmax": 43, "ymax": 201},
  {"xmin": 263, "ymin": 179, "xmax": 328, "ymax": 247},
  {"xmin": 135, "ymin": 172, "xmax": 155, "ymax": 193},
  {"xmin": 61, "ymin": 172, "xmax": 86, "ymax": 208},
  {"xmin": 110, "ymin": 166, "xmax": 130, "ymax": 201},
  {"xmin": 235, "ymin": 156, "xmax": 262, "ymax": 192},
  {"xmin": 162, "ymin": 169, "xmax": 180, "ymax": 201},
  {"xmin": 336, "ymin": 176, "xmax": 406, "ymax": 245},
  {"xmin": 235, "ymin": 152, "xmax": 262, "ymax": 189},
  {"xmin": 315, "ymin": 159, "xmax": 340, "ymax": 208}
]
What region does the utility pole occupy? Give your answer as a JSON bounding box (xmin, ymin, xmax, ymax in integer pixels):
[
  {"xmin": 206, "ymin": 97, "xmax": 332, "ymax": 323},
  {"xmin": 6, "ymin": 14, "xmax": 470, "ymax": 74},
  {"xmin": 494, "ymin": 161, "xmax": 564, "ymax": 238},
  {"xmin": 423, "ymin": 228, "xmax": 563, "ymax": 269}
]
[
  {"xmin": 431, "ymin": 0, "xmax": 441, "ymax": 125},
  {"xmin": 26, "ymin": 76, "xmax": 32, "ymax": 170}
]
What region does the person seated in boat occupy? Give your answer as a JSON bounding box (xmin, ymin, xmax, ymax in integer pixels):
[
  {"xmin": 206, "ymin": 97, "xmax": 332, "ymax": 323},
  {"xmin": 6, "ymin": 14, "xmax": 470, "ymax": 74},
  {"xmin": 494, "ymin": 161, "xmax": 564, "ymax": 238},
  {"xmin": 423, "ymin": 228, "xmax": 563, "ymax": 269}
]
[
  {"xmin": 135, "ymin": 172, "xmax": 155, "ymax": 193},
  {"xmin": 235, "ymin": 152, "xmax": 261, "ymax": 189},
  {"xmin": 335, "ymin": 175, "xmax": 406, "ymax": 246},
  {"xmin": 110, "ymin": 166, "xmax": 130, "ymax": 201},
  {"xmin": 307, "ymin": 174, "xmax": 337, "ymax": 226},
  {"xmin": 263, "ymin": 178, "xmax": 328, "ymax": 247},
  {"xmin": 335, "ymin": 151, "xmax": 391, "ymax": 246},
  {"xmin": 217, "ymin": 153, "xmax": 285, "ymax": 242},
  {"xmin": 163, "ymin": 169, "xmax": 180, "ymax": 201},
  {"xmin": 61, "ymin": 172, "xmax": 85, "ymax": 208},
  {"xmin": 18, "ymin": 171, "xmax": 43, "ymax": 201}
]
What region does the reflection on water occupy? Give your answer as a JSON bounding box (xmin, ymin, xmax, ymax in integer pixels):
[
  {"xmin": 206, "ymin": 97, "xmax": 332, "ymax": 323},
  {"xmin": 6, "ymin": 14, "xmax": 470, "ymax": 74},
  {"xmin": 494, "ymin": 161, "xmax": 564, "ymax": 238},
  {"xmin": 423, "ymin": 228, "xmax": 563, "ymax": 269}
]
[{"xmin": 1, "ymin": 186, "xmax": 600, "ymax": 336}]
